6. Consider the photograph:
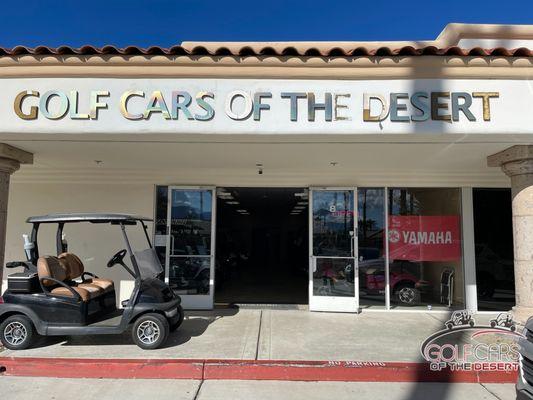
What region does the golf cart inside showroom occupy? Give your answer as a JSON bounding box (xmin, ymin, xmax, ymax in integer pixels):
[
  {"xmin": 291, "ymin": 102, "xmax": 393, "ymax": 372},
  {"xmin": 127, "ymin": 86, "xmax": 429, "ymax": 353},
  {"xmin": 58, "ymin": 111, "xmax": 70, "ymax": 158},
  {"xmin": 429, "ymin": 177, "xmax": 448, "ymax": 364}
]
[{"xmin": 0, "ymin": 213, "xmax": 184, "ymax": 350}]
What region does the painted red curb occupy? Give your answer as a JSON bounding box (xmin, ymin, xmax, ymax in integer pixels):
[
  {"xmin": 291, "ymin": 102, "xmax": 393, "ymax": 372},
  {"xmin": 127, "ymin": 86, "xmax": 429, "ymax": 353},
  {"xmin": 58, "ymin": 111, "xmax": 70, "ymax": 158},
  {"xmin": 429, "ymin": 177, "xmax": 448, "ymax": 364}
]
[
  {"xmin": 0, "ymin": 357, "xmax": 204, "ymax": 380},
  {"xmin": 203, "ymin": 360, "xmax": 518, "ymax": 383},
  {"xmin": 0, "ymin": 357, "xmax": 519, "ymax": 383}
]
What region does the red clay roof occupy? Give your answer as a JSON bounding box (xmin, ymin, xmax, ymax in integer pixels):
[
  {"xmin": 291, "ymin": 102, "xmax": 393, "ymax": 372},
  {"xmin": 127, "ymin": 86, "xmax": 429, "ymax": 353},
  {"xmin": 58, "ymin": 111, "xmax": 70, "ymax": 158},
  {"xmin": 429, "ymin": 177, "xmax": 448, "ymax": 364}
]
[{"xmin": 0, "ymin": 44, "xmax": 532, "ymax": 57}]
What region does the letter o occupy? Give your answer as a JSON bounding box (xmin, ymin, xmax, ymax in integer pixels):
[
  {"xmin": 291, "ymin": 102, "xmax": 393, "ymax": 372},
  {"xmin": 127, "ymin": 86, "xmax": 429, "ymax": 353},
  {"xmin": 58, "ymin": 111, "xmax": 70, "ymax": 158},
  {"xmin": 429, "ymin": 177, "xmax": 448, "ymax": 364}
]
[
  {"xmin": 40, "ymin": 90, "xmax": 69, "ymax": 120},
  {"xmin": 225, "ymin": 90, "xmax": 253, "ymax": 120}
]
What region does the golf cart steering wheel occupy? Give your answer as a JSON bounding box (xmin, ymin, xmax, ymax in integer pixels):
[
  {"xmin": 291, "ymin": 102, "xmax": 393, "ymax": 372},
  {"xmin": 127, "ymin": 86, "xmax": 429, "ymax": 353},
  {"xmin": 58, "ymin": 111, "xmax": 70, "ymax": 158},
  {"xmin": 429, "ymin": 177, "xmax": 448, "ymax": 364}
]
[{"xmin": 107, "ymin": 249, "xmax": 127, "ymax": 268}]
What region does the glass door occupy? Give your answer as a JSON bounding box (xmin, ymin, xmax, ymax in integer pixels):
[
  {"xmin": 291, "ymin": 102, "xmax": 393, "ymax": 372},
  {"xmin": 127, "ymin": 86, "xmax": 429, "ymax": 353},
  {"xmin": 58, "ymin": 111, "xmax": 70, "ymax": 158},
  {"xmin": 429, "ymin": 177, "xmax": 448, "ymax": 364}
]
[
  {"xmin": 165, "ymin": 186, "xmax": 215, "ymax": 309},
  {"xmin": 309, "ymin": 188, "xmax": 359, "ymax": 312}
]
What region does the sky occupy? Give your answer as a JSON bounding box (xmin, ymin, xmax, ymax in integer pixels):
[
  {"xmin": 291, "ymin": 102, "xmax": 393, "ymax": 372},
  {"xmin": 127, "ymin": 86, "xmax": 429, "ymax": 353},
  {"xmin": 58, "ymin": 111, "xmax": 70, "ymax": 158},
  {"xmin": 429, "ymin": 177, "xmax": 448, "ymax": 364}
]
[{"xmin": 0, "ymin": 0, "xmax": 531, "ymax": 48}]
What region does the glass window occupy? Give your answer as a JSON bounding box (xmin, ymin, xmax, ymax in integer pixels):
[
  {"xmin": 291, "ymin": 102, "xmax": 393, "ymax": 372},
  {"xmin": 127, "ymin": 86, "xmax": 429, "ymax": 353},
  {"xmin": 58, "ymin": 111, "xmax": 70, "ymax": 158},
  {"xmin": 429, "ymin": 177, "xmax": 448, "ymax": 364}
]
[
  {"xmin": 358, "ymin": 188, "xmax": 386, "ymax": 307},
  {"xmin": 473, "ymin": 188, "xmax": 514, "ymax": 311},
  {"xmin": 312, "ymin": 190, "xmax": 354, "ymax": 257},
  {"xmin": 169, "ymin": 257, "xmax": 211, "ymax": 294},
  {"xmin": 387, "ymin": 188, "xmax": 464, "ymax": 309},
  {"xmin": 168, "ymin": 189, "xmax": 213, "ymax": 295},
  {"xmin": 169, "ymin": 190, "xmax": 212, "ymax": 257},
  {"xmin": 313, "ymin": 258, "xmax": 355, "ymax": 297}
]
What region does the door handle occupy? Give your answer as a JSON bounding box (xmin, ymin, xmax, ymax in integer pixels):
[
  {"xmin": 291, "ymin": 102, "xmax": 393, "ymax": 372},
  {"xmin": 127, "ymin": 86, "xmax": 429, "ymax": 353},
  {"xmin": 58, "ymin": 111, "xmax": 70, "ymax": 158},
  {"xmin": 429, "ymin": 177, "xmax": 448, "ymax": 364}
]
[{"xmin": 349, "ymin": 230, "xmax": 355, "ymax": 258}]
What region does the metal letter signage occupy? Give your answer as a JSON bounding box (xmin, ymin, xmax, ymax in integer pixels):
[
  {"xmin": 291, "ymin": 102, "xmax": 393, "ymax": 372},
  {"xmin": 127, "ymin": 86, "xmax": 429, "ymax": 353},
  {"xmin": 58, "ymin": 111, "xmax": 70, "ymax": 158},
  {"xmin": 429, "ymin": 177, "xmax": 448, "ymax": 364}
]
[{"xmin": 1, "ymin": 78, "xmax": 527, "ymax": 135}]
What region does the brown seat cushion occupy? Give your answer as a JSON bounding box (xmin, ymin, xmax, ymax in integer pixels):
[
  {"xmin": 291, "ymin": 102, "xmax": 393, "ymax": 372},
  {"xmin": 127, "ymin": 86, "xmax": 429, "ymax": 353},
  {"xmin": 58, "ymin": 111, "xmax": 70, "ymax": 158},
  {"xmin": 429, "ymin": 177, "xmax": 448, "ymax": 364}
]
[
  {"xmin": 77, "ymin": 282, "xmax": 105, "ymax": 296},
  {"xmin": 37, "ymin": 256, "xmax": 67, "ymax": 286},
  {"xmin": 87, "ymin": 278, "xmax": 114, "ymax": 292},
  {"xmin": 58, "ymin": 253, "xmax": 84, "ymax": 280},
  {"xmin": 58, "ymin": 252, "xmax": 115, "ymax": 292},
  {"xmin": 50, "ymin": 286, "xmax": 92, "ymax": 302}
]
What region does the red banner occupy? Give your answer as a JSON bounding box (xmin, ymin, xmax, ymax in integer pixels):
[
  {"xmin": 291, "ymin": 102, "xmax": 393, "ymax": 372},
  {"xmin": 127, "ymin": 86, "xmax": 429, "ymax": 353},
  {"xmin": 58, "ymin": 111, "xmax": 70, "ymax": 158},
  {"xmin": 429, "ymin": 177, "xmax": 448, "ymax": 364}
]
[{"xmin": 388, "ymin": 215, "xmax": 461, "ymax": 262}]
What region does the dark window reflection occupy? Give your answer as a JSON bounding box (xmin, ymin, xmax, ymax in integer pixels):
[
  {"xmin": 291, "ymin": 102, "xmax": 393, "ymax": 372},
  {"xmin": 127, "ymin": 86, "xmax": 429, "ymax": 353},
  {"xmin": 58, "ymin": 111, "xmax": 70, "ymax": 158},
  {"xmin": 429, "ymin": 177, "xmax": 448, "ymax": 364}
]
[
  {"xmin": 169, "ymin": 190, "xmax": 212, "ymax": 295},
  {"xmin": 358, "ymin": 188, "xmax": 386, "ymax": 306},
  {"xmin": 169, "ymin": 190, "xmax": 212, "ymax": 256},
  {"xmin": 473, "ymin": 188, "xmax": 515, "ymax": 311},
  {"xmin": 313, "ymin": 258, "xmax": 355, "ymax": 297},
  {"xmin": 312, "ymin": 190, "xmax": 354, "ymax": 257},
  {"xmin": 169, "ymin": 257, "xmax": 210, "ymax": 294}
]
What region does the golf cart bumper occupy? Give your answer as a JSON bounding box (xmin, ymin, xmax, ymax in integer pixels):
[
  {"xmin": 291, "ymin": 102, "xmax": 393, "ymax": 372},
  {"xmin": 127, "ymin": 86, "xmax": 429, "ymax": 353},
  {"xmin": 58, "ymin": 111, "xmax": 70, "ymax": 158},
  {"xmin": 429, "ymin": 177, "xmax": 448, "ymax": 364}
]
[
  {"xmin": 166, "ymin": 309, "xmax": 182, "ymax": 326},
  {"xmin": 134, "ymin": 297, "xmax": 181, "ymax": 316},
  {"xmin": 518, "ymin": 329, "xmax": 533, "ymax": 400},
  {"xmin": 516, "ymin": 378, "xmax": 533, "ymax": 400}
]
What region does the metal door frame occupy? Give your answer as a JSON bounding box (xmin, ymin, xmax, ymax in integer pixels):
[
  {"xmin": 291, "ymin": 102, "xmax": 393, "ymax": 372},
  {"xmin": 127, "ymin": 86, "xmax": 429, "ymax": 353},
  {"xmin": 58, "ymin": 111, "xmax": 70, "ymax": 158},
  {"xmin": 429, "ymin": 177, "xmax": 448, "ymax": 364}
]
[
  {"xmin": 165, "ymin": 186, "xmax": 216, "ymax": 310},
  {"xmin": 309, "ymin": 187, "xmax": 359, "ymax": 313}
]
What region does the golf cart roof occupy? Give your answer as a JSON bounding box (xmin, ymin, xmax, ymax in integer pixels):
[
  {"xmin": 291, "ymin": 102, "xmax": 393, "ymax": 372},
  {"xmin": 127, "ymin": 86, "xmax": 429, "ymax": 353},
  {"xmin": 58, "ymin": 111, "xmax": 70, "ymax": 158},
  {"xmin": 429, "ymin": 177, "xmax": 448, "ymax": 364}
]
[{"xmin": 26, "ymin": 213, "xmax": 153, "ymax": 224}]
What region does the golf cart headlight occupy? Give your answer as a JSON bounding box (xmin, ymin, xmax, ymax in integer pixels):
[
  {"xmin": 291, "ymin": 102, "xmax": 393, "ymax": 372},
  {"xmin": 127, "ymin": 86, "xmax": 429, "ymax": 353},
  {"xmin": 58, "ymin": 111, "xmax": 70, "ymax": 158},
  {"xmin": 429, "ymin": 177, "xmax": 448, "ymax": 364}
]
[{"xmin": 165, "ymin": 308, "xmax": 178, "ymax": 318}]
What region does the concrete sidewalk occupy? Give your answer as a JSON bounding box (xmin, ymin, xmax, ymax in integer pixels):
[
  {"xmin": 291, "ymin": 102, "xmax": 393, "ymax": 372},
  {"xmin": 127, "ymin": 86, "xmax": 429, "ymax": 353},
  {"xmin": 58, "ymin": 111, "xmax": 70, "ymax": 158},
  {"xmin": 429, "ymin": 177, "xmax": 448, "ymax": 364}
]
[
  {"xmin": 0, "ymin": 309, "xmax": 508, "ymax": 361},
  {"xmin": 0, "ymin": 377, "xmax": 517, "ymax": 400}
]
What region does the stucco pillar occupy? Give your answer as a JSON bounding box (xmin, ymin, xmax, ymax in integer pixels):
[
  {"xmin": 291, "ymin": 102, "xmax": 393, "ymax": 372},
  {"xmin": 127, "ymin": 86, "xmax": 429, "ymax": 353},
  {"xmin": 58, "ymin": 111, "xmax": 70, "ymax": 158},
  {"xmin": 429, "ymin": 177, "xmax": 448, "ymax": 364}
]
[
  {"xmin": 488, "ymin": 145, "xmax": 533, "ymax": 324},
  {"xmin": 0, "ymin": 144, "xmax": 33, "ymax": 291}
]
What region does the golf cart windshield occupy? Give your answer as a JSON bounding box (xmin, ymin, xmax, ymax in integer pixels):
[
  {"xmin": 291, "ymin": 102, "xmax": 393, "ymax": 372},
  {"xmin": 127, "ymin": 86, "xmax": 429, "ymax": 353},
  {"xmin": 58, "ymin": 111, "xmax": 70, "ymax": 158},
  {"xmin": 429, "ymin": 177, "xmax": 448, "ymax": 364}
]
[{"xmin": 133, "ymin": 248, "xmax": 164, "ymax": 279}]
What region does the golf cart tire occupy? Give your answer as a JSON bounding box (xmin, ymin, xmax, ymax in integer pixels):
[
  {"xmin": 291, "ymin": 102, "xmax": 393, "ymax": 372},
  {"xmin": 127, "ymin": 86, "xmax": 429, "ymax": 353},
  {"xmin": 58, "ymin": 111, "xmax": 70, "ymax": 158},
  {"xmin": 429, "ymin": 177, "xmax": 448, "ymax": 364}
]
[
  {"xmin": 170, "ymin": 305, "xmax": 185, "ymax": 332},
  {"xmin": 395, "ymin": 283, "xmax": 421, "ymax": 306},
  {"xmin": 490, "ymin": 320, "xmax": 497, "ymax": 328},
  {"xmin": 0, "ymin": 314, "xmax": 35, "ymax": 350},
  {"xmin": 132, "ymin": 313, "xmax": 169, "ymax": 350}
]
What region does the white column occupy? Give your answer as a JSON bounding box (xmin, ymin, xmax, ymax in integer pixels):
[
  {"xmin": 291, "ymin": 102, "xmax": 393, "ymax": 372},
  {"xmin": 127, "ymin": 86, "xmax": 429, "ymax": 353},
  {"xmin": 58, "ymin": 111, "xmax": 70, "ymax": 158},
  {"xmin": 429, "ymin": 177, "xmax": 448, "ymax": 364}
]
[
  {"xmin": 461, "ymin": 187, "xmax": 478, "ymax": 312},
  {"xmin": 0, "ymin": 144, "xmax": 33, "ymax": 290},
  {"xmin": 488, "ymin": 145, "xmax": 533, "ymax": 324}
]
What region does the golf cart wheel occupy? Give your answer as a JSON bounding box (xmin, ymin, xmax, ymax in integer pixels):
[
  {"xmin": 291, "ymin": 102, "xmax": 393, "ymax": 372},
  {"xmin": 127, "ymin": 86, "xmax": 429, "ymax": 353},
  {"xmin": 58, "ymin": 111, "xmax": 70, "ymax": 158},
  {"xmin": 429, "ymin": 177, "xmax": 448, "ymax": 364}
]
[
  {"xmin": 446, "ymin": 323, "xmax": 454, "ymax": 330},
  {"xmin": 510, "ymin": 325, "xmax": 516, "ymax": 332},
  {"xmin": 132, "ymin": 313, "xmax": 169, "ymax": 350},
  {"xmin": 490, "ymin": 320, "xmax": 497, "ymax": 328},
  {"xmin": 469, "ymin": 320, "xmax": 475, "ymax": 328},
  {"xmin": 170, "ymin": 306, "xmax": 185, "ymax": 332},
  {"xmin": 396, "ymin": 285, "xmax": 421, "ymax": 306},
  {"xmin": 0, "ymin": 315, "xmax": 35, "ymax": 350}
]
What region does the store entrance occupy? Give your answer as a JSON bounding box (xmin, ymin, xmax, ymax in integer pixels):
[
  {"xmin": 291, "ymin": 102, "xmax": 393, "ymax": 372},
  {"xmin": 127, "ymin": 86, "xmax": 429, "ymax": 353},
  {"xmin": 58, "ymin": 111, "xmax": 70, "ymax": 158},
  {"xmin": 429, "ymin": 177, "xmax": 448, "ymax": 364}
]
[{"xmin": 215, "ymin": 188, "xmax": 309, "ymax": 305}]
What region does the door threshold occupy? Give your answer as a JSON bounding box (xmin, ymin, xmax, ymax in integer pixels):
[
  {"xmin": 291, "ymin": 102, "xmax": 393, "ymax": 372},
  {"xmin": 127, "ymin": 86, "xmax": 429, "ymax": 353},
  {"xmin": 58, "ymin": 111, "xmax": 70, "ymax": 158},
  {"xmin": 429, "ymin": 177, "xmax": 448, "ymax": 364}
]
[{"xmin": 214, "ymin": 303, "xmax": 309, "ymax": 311}]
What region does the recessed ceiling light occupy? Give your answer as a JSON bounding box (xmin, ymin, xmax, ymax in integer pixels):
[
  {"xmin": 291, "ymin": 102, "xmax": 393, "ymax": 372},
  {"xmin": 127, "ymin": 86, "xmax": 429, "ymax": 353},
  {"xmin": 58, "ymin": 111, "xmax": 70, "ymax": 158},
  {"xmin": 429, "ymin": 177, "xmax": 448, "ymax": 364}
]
[{"xmin": 227, "ymin": 201, "xmax": 239, "ymax": 205}]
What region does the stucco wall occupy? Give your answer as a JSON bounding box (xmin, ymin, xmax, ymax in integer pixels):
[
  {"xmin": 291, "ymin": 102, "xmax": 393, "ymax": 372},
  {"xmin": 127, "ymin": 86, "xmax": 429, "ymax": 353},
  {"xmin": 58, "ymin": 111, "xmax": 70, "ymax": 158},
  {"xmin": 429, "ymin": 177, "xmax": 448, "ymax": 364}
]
[{"xmin": 2, "ymin": 182, "xmax": 154, "ymax": 304}]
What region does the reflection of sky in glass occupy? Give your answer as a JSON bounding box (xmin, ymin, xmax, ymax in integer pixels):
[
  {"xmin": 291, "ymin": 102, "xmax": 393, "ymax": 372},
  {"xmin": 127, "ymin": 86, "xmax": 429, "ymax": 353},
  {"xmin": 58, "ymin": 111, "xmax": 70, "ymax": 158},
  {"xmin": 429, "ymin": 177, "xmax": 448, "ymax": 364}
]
[
  {"xmin": 313, "ymin": 191, "xmax": 354, "ymax": 228},
  {"xmin": 172, "ymin": 190, "xmax": 212, "ymax": 220},
  {"xmin": 358, "ymin": 188, "xmax": 384, "ymax": 227}
]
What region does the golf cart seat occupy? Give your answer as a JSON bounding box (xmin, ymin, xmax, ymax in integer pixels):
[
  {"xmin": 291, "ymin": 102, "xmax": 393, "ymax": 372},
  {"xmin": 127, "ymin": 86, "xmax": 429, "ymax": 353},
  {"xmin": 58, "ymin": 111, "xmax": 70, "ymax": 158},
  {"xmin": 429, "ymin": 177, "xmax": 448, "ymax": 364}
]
[
  {"xmin": 37, "ymin": 256, "xmax": 102, "ymax": 301},
  {"xmin": 58, "ymin": 252, "xmax": 115, "ymax": 293}
]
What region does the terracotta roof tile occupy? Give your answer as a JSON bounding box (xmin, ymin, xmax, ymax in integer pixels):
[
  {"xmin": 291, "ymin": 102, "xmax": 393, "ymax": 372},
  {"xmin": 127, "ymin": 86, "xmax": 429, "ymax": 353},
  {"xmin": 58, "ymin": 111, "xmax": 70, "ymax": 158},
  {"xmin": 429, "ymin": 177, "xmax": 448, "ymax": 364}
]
[{"xmin": 0, "ymin": 44, "xmax": 531, "ymax": 57}]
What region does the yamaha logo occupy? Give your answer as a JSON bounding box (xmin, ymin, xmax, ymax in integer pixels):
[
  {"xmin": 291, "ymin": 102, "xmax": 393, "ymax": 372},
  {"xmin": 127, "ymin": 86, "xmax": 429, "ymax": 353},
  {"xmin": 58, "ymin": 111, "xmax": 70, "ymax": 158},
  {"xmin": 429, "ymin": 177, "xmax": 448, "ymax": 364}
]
[{"xmin": 388, "ymin": 229, "xmax": 400, "ymax": 243}]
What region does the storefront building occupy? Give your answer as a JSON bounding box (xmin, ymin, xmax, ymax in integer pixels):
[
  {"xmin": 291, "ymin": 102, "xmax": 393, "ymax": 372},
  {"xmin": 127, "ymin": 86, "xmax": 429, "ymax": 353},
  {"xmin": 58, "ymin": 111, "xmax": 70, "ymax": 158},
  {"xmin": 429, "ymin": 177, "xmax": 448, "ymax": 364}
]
[{"xmin": 0, "ymin": 23, "xmax": 532, "ymax": 321}]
